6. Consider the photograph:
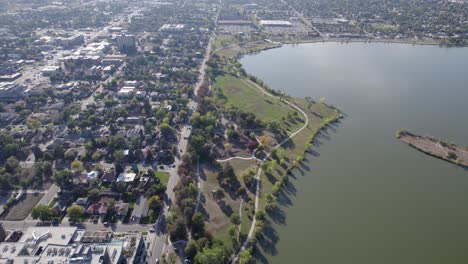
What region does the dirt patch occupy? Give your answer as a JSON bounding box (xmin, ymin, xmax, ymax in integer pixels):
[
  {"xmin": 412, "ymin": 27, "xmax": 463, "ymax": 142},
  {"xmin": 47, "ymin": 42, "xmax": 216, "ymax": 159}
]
[{"xmin": 1, "ymin": 193, "xmax": 44, "ymax": 221}]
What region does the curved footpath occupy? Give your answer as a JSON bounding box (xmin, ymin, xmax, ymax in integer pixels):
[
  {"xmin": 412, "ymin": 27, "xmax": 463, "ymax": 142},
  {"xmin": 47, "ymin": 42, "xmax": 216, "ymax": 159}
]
[{"xmin": 223, "ymin": 79, "xmax": 309, "ymax": 263}]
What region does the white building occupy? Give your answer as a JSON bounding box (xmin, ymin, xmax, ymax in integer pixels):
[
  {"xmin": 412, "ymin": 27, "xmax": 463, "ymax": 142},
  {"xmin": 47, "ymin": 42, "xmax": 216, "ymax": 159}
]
[
  {"xmin": 61, "ymin": 41, "xmax": 111, "ymax": 63},
  {"xmin": 159, "ymin": 24, "xmax": 185, "ymax": 33},
  {"xmin": 116, "ymin": 86, "xmax": 136, "ymax": 98},
  {"xmin": 0, "ymin": 227, "xmax": 129, "ymax": 264},
  {"xmin": 116, "ymin": 172, "xmax": 136, "ymax": 183},
  {"xmin": 259, "ymin": 20, "xmax": 293, "ymax": 27}
]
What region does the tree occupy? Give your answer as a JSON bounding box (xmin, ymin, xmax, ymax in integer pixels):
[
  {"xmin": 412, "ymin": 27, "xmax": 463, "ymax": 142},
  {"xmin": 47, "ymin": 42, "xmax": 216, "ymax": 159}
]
[
  {"xmin": 71, "ymin": 160, "xmax": 84, "ymax": 172},
  {"xmin": 67, "ymin": 204, "xmax": 85, "ymax": 222},
  {"xmin": 270, "ymin": 148, "xmax": 278, "ymax": 159},
  {"xmin": 213, "ymin": 189, "xmax": 225, "ymax": 201},
  {"xmin": 87, "ymin": 188, "xmax": 100, "ymax": 202},
  {"xmin": 5, "ymin": 156, "xmax": 19, "ymax": 173},
  {"xmin": 185, "ymin": 240, "xmax": 199, "ymax": 258},
  {"xmin": 26, "ymin": 118, "xmax": 41, "ymax": 130},
  {"xmin": 230, "ymin": 213, "xmax": 241, "ymax": 226},
  {"xmin": 114, "ymin": 151, "xmax": 124, "ymax": 163},
  {"xmin": 270, "ymin": 160, "xmax": 277, "ymax": 172},
  {"xmin": 159, "ymin": 123, "xmax": 174, "ymax": 137},
  {"xmin": 168, "ymin": 216, "xmax": 187, "ymax": 241},
  {"xmin": 31, "ymin": 204, "xmax": 54, "ymax": 222},
  {"xmin": 54, "ymin": 170, "xmax": 72, "ymax": 188},
  {"xmin": 4, "ymin": 143, "xmax": 19, "ymax": 158},
  {"xmin": 238, "ymin": 248, "xmax": 253, "ymax": 264},
  {"xmin": 223, "ymin": 163, "xmax": 235, "ymax": 180},
  {"xmin": 191, "ymin": 212, "xmax": 205, "ymax": 234},
  {"xmin": 194, "ymin": 245, "xmax": 228, "ymax": 264},
  {"xmin": 91, "ymin": 151, "xmax": 101, "ymax": 161},
  {"xmin": 147, "ymin": 195, "xmax": 162, "ymax": 211}
]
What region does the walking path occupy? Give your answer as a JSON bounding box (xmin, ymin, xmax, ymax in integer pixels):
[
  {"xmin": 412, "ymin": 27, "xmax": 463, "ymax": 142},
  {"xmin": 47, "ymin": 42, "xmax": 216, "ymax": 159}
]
[{"xmin": 224, "ymin": 79, "xmax": 309, "ymax": 263}]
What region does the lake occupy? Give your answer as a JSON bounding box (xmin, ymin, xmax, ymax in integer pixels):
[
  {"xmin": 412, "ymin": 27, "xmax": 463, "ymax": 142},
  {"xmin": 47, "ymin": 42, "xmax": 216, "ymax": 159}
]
[{"xmin": 241, "ymin": 42, "xmax": 468, "ymax": 264}]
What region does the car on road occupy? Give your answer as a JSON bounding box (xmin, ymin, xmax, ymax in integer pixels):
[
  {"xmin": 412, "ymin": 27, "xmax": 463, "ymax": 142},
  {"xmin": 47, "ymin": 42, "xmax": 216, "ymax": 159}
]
[
  {"xmin": 155, "ymin": 258, "xmax": 160, "ymax": 264},
  {"xmin": 149, "ymin": 227, "xmax": 155, "ymax": 233}
]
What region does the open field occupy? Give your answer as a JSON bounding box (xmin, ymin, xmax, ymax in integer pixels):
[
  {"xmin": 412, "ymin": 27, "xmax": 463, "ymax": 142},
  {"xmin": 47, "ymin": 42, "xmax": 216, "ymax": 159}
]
[
  {"xmin": 215, "ymin": 40, "xmax": 280, "ymax": 58},
  {"xmin": 1, "ymin": 193, "xmax": 44, "ymax": 221},
  {"xmin": 213, "ymin": 35, "xmax": 238, "ymax": 50},
  {"xmin": 213, "ymin": 75, "xmax": 300, "ymax": 127},
  {"xmin": 200, "ymin": 160, "xmax": 256, "ymax": 249}
]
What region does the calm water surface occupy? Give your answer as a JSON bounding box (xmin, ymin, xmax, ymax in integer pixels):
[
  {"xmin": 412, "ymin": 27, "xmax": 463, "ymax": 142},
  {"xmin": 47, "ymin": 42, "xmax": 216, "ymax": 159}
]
[{"xmin": 241, "ymin": 42, "xmax": 468, "ymax": 264}]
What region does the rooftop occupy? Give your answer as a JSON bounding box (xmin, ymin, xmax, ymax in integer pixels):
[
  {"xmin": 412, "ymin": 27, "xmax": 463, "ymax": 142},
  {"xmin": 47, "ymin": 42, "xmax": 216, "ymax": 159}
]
[{"xmin": 116, "ymin": 172, "xmax": 136, "ymax": 183}]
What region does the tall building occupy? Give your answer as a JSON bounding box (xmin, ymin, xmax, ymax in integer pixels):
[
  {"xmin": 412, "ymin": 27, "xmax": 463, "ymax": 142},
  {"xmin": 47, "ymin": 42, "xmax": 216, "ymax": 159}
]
[{"xmin": 116, "ymin": 34, "xmax": 136, "ymax": 51}]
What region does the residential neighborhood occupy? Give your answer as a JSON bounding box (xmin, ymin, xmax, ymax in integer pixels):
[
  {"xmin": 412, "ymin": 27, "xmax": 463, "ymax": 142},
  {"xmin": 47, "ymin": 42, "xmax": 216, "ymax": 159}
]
[{"xmin": 0, "ymin": 0, "xmax": 466, "ymax": 263}]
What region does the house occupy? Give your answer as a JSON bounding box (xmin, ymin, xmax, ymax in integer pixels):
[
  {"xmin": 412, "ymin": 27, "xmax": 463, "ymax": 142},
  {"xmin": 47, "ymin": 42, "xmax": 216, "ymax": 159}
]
[
  {"xmin": 116, "ymin": 172, "xmax": 136, "ymax": 183},
  {"xmin": 114, "ymin": 203, "xmax": 129, "ymax": 218},
  {"xmin": 86, "ymin": 202, "xmax": 108, "ymax": 219},
  {"xmin": 87, "ymin": 171, "xmax": 99, "ymax": 180},
  {"xmin": 101, "ymin": 171, "xmax": 116, "ymax": 184},
  {"xmin": 73, "ymin": 171, "xmax": 88, "ymax": 185},
  {"xmin": 75, "ymin": 197, "xmax": 89, "ymax": 207},
  {"xmin": 51, "ymin": 201, "xmax": 67, "ymax": 215}
]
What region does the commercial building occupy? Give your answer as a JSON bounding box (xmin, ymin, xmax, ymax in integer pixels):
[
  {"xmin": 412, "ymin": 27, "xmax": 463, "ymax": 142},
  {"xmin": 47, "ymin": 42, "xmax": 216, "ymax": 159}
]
[
  {"xmin": 259, "ymin": 20, "xmax": 293, "ymax": 27},
  {"xmin": 61, "ymin": 41, "xmax": 111, "ymax": 64},
  {"xmin": 0, "ymin": 72, "xmax": 22, "ymax": 82},
  {"xmin": 0, "ymin": 227, "xmax": 146, "ymax": 264},
  {"xmin": 102, "ymin": 54, "xmax": 126, "ymax": 66},
  {"xmin": 41, "ymin": 66, "xmax": 60, "ymax": 76},
  {"xmin": 56, "ymin": 35, "xmax": 84, "ymax": 47},
  {"xmin": 116, "ymin": 34, "xmax": 136, "ymax": 51},
  {"xmin": 0, "ymin": 82, "xmax": 24, "ymax": 100}
]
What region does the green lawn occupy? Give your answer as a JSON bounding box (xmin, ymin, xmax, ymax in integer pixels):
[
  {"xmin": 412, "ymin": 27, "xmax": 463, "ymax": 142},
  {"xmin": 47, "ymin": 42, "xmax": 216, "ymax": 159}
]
[
  {"xmin": 154, "ymin": 171, "xmax": 169, "ymax": 186},
  {"xmin": 213, "ymin": 75, "xmax": 298, "ymax": 125},
  {"xmin": 213, "ymin": 35, "xmax": 238, "ymax": 50}
]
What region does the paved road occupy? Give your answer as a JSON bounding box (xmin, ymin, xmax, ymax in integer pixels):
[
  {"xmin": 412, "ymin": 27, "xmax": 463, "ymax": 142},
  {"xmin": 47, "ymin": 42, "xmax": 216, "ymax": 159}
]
[
  {"xmin": 149, "ymin": 9, "xmax": 220, "ymax": 263},
  {"xmin": 1, "ymin": 219, "xmax": 153, "ymax": 232},
  {"xmin": 232, "ymin": 80, "xmax": 310, "ymax": 263}
]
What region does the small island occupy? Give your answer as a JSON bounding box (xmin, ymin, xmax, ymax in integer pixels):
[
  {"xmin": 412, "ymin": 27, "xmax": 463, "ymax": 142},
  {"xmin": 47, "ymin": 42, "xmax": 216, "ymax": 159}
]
[{"xmin": 396, "ymin": 130, "xmax": 468, "ymax": 168}]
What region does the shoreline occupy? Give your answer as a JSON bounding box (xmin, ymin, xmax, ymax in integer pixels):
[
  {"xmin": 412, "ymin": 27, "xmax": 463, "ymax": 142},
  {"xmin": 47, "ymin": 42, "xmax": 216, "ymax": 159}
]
[
  {"xmin": 281, "ymin": 37, "xmax": 442, "ymax": 47},
  {"xmin": 216, "ymin": 36, "xmax": 466, "ymax": 62}
]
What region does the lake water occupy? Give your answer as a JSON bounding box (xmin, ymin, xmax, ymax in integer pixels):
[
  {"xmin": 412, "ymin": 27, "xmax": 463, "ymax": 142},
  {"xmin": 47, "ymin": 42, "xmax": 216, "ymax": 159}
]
[{"xmin": 241, "ymin": 42, "xmax": 468, "ymax": 264}]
